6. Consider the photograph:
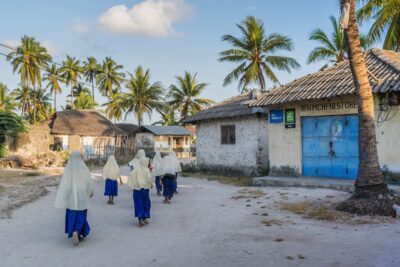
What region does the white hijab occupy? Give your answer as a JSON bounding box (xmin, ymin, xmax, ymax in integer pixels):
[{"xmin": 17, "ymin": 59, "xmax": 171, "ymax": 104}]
[
  {"xmin": 102, "ymin": 155, "xmax": 120, "ymax": 181},
  {"xmin": 54, "ymin": 151, "xmax": 93, "ymax": 210},
  {"xmin": 169, "ymin": 151, "xmax": 182, "ymax": 172},
  {"xmin": 127, "ymin": 149, "xmax": 152, "ymax": 190},
  {"xmin": 152, "ymin": 151, "xmax": 164, "ymax": 177}
]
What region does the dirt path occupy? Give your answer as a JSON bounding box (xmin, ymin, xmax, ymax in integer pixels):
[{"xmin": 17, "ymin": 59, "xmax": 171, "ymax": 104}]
[{"xmin": 0, "ymin": 166, "xmax": 399, "ymax": 267}]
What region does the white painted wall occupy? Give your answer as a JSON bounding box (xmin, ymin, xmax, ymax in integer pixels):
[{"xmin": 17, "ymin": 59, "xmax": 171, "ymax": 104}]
[{"xmin": 196, "ymin": 115, "xmax": 269, "ymax": 175}]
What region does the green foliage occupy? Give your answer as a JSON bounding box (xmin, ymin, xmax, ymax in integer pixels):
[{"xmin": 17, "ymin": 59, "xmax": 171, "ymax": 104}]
[
  {"xmin": 74, "ymin": 90, "xmax": 98, "ymax": 110},
  {"xmin": 43, "ymin": 64, "xmax": 64, "ymax": 110},
  {"xmin": 60, "ymin": 55, "xmax": 82, "ymax": 108},
  {"xmin": 96, "ymin": 57, "xmax": 125, "ymax": 98},
  {"xmin": 219, "ymin": 16, "xmax": 300, "ymax": 91},
  {"xmin": 83, "ymin": 56, "xmax": 101, "ymax": 101},
  {"xmin": 0, "ymin": 83, "xmax": 16, "ymax": 112},
  {"xmin": 0, "ymin": 111, "xmax": 27, "ymax": 157}
]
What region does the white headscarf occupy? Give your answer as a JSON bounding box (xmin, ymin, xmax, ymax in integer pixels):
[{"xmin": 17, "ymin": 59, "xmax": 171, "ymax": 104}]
[
  {"xmin": 102, "ymin": 155, "xmax": 120, "ymax": 181},
  {"xmin": 169, "ymin": 151, "xmax": 182, "ymax": 172},
  {"xmin": 127, "ymin": 149, "xmax": 152, "ymax": 190},
  {"xmin": 163, "ymin": 155, "xmax": 177, "ymax": 175},
  {"xmin": 152, "ymin": 151, "xmax": 164, "ymax": 177},
  {"xmin": 54, "ymin": 151, "xmax": 93, "ymax": 210},
  {"xmin": 129, "ymin": 149, "xmax": 146, "ymax": 169}
]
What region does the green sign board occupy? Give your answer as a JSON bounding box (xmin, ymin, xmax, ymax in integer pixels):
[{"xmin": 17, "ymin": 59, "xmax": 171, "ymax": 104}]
[{"xmin": 285, "ymin": 109, "xmax": 296, "ymax": 128}]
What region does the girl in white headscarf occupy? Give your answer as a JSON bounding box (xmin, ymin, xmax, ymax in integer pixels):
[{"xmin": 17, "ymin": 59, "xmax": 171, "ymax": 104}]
[
  {"xmin": 152, "ymin": 151, "xmax": 164, "ymax": 196},
  {"xmin": 162, "ymin": 155, "xmax": 176, "ymax": 204},
  {"xmin": 169, "ymin": 151, "xmax": 182, "ymax": 194},
  {"xmin": 103, "ymin": 155, "xmax": 122, "ymax": 204},
  {"xmin": 127, "ymin": 149, "xmax": 153, "ymax": 227},
  {"xmin": 54, "ymin": 151, "xmax": 94, "ymax": 246}
]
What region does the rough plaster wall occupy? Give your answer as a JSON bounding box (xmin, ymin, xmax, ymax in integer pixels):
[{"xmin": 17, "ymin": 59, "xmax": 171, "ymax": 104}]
[
  {"xmin": 69, "ymin": 135, "xmax": 81, "ymax": 151},
  {"xmin": 196, "ymin": 115, "xmax": 268, "ymax": 175}
]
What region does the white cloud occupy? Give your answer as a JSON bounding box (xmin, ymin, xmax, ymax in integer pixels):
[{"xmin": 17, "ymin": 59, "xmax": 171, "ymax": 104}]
[
  {"xmin": 42, "ymin": 40, "xmax": 59, "ymax": 56},
  {"xmin": 98, "ymin": 0, "xmax": 192, "ymax": 37},
  {"xmin": 72, "ymin": 18, "xmax": 90, "ymax": 33}
]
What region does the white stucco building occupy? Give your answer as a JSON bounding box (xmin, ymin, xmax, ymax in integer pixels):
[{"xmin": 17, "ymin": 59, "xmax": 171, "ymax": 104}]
[{"xmin": 184, "ymin": 90, "xmax": 269, "ymax": 176}]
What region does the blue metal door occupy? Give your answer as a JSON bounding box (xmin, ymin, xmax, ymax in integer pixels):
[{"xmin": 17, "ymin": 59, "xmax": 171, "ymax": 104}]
[{"xmin": 302, "ymin": 115, "xmax": 359, "ymax": 179}]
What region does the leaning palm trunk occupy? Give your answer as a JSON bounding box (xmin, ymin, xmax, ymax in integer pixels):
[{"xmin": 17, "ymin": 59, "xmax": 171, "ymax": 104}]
[{"xmin": 337, "ymin": 0, "xmax": 395, "ymax": 216}]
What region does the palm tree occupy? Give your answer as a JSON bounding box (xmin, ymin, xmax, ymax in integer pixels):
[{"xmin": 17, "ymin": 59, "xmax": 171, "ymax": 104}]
[
  {"xmin": 104, "ymin": 92, "xmax": 125, "ymax": 122},
  {"xmin": 43, "ymin": 64, "xmax": 64, "ymax": 111},
  {"xmin": 219, "ymin": 16, "xmax": 300, "ymax": 92},
  {"xmin": 74, "ymin": 90, "xmax": 98, "ymax": 110},
  {"xmin": 307, "ymin": 15, "xmax": 374, "ymax": 65},
  {"xmin": 121, "ymin": 66, "xmax": 163, "ymax": 126},
  {"xmin": 7, "ymin": 36, "xmax": 51, "ymax": 124},
  {"xmin": 0, "ymin": 83, "xmax": 16, "ymax": 111},
  {"xmin": 60, "ymin": 55, "xmax": 81, "ymax": 107},
  {"xmin": 12, "ymin": 85, "xmax": 30, "ymax": 116},
  {"xmin": 337, "ymin": 0, "xmax": 392, "ymax": 216},
  {"xmin": 83, "ymin": 57, "xmax": 100, "ymax": 101},
  {"xmin": 97, "ymin": 57, "xmax": 125, "ymax": 99},
  {"xmin": 28, "ymin": 87, "xmax": 52, "ymax": 123},
  {"xmin": 153, "ymin": 105, "xmax": 178, "ymax": 126},
  {"xmin": 168, "ymin": 71, "xmax": 214, "ymax": 121},
  {"xmin": 358, "ymin": 0, "xmax": 400, "ymax": 52}
]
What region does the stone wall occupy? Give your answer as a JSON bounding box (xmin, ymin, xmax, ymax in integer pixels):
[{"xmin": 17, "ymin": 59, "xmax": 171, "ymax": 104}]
[{"xmin": 196, "ymin": 115, "xmax": 269, "ymax": 176}]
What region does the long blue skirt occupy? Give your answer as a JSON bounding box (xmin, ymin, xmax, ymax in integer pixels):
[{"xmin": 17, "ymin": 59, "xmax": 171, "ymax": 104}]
[
  {"xmin": 163, "ymin": 176, "xmax": 175, "ymax": 198},
  {"xmin": 65, "ymin": 209, "xmax": 90, "ymax": 238},
  {"xmin": 104, "ymin": 179, "xmax": 118, "ymax": 196},
  {"xmin": 133, "ymin": 189, "xmax": 151, "ymax": 220},
  {"xmin": 173, "ymin": 172, "xmax": 178, "ymax": 192},
  {"xmin": 155, "ymin": 176, "xmax": 163, "ymax": 191}
]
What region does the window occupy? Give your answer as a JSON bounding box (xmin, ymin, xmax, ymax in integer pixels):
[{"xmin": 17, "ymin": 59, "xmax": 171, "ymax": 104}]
[
  {"xmin": 62, "ymin": 135, "xmax": 69, "ymax": 151},
  {"xmin": 221, "ymin": 125, "xmax": 236, "ymax": 145}
]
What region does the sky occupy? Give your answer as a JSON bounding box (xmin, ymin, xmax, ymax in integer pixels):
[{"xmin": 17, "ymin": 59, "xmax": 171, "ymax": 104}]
[{"xmin": 0, "ymin": 0, "xmax": 376, "ymax": 125}]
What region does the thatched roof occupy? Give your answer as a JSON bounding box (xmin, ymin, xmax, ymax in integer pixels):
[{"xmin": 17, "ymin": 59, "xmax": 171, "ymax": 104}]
[
  {"xmin": 136, "ymin": 125, "xmax": 192, "ymax": 136},
  {"xmin": 183, "ymin": 90, "xmax": 267, "ymax": 124},
  {"xmin": 50, "ymin": 110, "xmax": 126, "ymax": 137},
  {"xmin": 251, "ymin": 48, "xmax": 400, "ymax": 107},
  {"xmin": 115, "ymin": 123, "xmax": 140, "ymax": 136}
]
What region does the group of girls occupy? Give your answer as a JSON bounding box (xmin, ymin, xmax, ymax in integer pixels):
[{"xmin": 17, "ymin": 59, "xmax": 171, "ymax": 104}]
[{"xmin": 54, "ymin": 149, "xmax": 182, "ymax": 246}]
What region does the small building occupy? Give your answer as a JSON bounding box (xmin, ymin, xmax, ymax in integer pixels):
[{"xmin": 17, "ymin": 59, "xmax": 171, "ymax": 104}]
[
  {"xmin": 184, "ymin": 90, "xmax": 269, "ymax": 176},
  {"xmin": 133, "ymin": 125, "xmax": 193, "ymax": 158},
  {"xmin": 251, "ymin": 48, "xmax": 400, "ymax": 180},
  {"xmin": 49, "ymin": 110, "xmax": 129, "ymax": 159}
]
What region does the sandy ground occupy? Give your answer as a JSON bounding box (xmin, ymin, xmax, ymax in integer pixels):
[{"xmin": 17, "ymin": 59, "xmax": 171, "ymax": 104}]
[{"xmin": 0, "ymin": 166, "xmax": 399, "ymax": 267}]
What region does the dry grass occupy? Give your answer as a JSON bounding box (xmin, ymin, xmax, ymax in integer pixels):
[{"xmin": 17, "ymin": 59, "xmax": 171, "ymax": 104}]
[
  {"xmin": 232, "ymin": 188, "xmax": 266, "ymax": 199},
  {"xmin": 181, "ymin": 172, "xmax": 253, "ymax": 187}
]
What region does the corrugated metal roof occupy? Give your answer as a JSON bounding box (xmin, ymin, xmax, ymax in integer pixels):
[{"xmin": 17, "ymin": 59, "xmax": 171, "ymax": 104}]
[
  {"xmin": 138, "ymin": 125, "xmax": 192, "ymax": 136},
  {"xmin": 250, "ymin": 48, "xmax": 400, "ymax": 107},
  {"xmin": 183, "ymin": 90, "xmax": 267, "ymax": 123}
]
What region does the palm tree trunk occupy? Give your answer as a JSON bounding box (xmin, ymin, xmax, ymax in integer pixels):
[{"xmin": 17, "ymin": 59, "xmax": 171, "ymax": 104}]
[
  {"xmin": 33, "ymin": 84, "xmax": 36, "ymax": 125},
  {"xmin": 92, "ymin": 79, "xmax": 95, "ymax": 102},
  {"xmin": 54, "ymin": 91, "xmax": 57, "ymax": 112},
  {"xmin": 70, "ymin": 85, "xmax": 74, "ymax": 109},
  {"xmin": 337, "ymin": 0, "xmax": 393, "ymax": 216}
]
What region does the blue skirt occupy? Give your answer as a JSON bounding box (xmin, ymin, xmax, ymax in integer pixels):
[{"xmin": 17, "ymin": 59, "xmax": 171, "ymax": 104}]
[
  {"xmin": 155, "ymin": 176, "xmax": 163, "ymax": 191},
  {"xmin": 104, "ymin": 179, "xmax": 118, "ymax": 196},
  {"xmin": 173, "ymin": 172, "xmax": 178, "ymax": 192},
  {"xmin": 133, "ymin": 189, "xmax": 151, "ymax": 220},
  {"xmin": 163, "ymin": 176, "xmax": 175, "ymax": 198},
  {"xmin": 65, "ymin": 209, "xmax": 90, "ymax": 238}
]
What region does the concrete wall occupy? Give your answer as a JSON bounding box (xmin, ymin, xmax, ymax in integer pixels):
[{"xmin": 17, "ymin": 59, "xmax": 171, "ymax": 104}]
[
  {"xmin": 267, "ymin": 95, "xmax": 400, "ymax": 177},
  {"xmin": 196, "ymin": 115, "xmax": 269, "ymax": 176}
]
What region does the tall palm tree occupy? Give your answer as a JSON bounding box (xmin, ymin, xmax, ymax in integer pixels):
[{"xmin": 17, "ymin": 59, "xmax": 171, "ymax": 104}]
[
  {"xmin": 0, "ymin": 83, "xmax": 16, "ymax": 111},
  {"xmin": 43, "ymin": 64, "xmax": 64, "ymax": 111},
  {"xmin": 74, "ymin": 90, "xmax": 98, "ymax": 110},
  {"xmin": 7, "ymin": 36, "xmax": 51, "ymax": 124},
  {"xmin": 168, "ymin": 71, "xmax": 214, "ymax": 121},
  {"xmin": 219, "ymin": 16, "xmax": 300, "ymax": 92},
  {"xmin": 97, "ymin": 57, "xmax": 125, "ymax": 99},
  {"xmin": 307, "ymin": 15, "xmax": 374, "ymax": 65},
  {"xmin": 337, "ymin": 0, "xmax": 392, "ymax": 216},
  {"xmin": 104, "ymin": 92, "xmax": 125, "ymax": 122},
  {"xmin": 83, "ymin": 57, "xmax": 100, "ymax": 101},
  {"xmin": 28, "ymin": 87, "xmax": 52, "ymax": 123},
  {"xmin": 358, "ymin": 0, "xmax": 400, "ymax": 52},
  {"xmin": 12, "ymin": 85, "xmax": 30, "ymax": 116},
  {"xmin": 60, "ymin": 55, "xmax": 81, "ymax": 107},
  {"xmin": 121, "ymin": 66, "xmax": 163, "ymax": 126}
]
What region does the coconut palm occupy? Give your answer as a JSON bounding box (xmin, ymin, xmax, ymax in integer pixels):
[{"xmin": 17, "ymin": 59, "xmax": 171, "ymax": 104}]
[
  {"xmin": 28, "ymin": 87, "xmax": 52, "ymax": 123},
  {"xmin": 219, "ymin": 16, "xmax": 300, "ymax": 92},
  {"xmin": 0, "ymin": 83, "xmax": 16, "ymax": 111},
  {"xmin": 121, "ymin": 66, "xmax": 163, "ymax": 126},
  {"xmin": 358, "ymin": 0, "xmax": 400, "ymax": 52},
  {"xmin": 168, "ymin": 71, "xmax": 214, "ymax": 121},
  {"xmin": 337, "ymin": 0, "xmax": 391, "ymax": 215},
  {"xmin": 307, "ymin": 15, "xmax": 374, "ymax": 65},
  {"xmin": 97, "ymin": 57, "xmax": 125, "ymax": 99},
  {"xmin": 43, "ymin": 64, "xmax": 64, "ymax": 111},
  {"xmin": 83, "ymin": 57, "xmax": 101, "ymax": 101},
  {"xmin": 153, "ymin": 105, "xmax": 178, "ymax": 126},
  {"xmin": 103, "ymin": 92, "xmax": 125, "ymax": 121},
  {"xmin": 7, "ymin": 36, "xmax": 51, "ymax": 124},
  {"xmin": 60, "ymin": 55, "xmax": 82, "ymax": 107},
  {"xmin": 12, "ymin": 85, "xmax": 30, "ymax": 116},
  {"xmin": 74, "ymin": 90, "xmax": 98, "ymax": 110}
]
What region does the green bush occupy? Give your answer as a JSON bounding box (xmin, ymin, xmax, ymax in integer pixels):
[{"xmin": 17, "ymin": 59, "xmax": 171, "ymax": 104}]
[{"xmin": 0, "ymin": 111, "xmax": 27, "ymax": 157}]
